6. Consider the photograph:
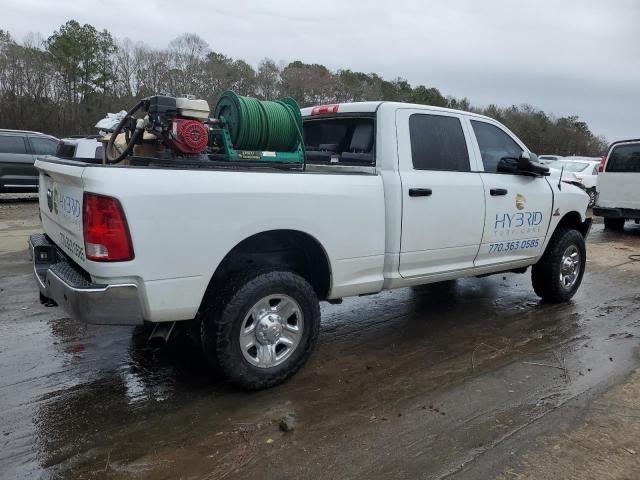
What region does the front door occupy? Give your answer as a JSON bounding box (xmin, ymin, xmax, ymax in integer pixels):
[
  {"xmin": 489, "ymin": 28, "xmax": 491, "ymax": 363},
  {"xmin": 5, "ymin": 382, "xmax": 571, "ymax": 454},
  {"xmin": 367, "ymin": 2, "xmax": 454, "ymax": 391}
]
[
  {"xmin": 397, "ymin": 109, "xmax": 485, "ymax": 278},
  {"xmin": 467, "ymin": 119, "xmax": 553, "ymax": 267}
]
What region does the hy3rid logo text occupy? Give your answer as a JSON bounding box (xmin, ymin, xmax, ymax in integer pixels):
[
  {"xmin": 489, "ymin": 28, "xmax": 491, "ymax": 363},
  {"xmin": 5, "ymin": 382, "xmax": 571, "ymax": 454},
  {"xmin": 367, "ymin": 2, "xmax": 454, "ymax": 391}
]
[
  {"xmin": 494, "ymin": 211, "xmax": 544, "ymax": 229},
  {"xmin": 494, "ymin": 193, "xmax": 543, "ymax": 232}
]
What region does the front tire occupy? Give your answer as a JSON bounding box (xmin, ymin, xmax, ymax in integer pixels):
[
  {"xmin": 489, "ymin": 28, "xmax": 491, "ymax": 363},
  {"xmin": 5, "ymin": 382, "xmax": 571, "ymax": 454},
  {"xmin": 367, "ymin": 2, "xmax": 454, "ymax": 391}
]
[
  {"xmin": 201, "ymin": 271, "xmax": 320, "ymax": 390},
  {"xmin": 604, "ymin": 217, "xmax": 625, "ymax": 231},
  {"xmin": 531, "ymin": 228, "xmax": 586, "ymax": 303}
]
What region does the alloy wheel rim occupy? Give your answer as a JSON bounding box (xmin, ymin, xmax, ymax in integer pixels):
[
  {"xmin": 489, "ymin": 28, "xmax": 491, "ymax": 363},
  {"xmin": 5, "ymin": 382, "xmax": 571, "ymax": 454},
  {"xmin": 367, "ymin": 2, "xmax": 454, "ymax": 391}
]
[{"xmin": 239, "ymin": 294, "xmax": 304, "ymax": 368}]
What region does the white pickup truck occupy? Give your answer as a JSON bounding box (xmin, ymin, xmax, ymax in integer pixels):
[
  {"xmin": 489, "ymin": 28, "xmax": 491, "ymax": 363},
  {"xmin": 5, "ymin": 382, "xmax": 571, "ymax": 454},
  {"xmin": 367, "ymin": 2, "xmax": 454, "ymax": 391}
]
[{"xmin": 30, "ymin": 101, "xmax": 591, "ymax": 389}]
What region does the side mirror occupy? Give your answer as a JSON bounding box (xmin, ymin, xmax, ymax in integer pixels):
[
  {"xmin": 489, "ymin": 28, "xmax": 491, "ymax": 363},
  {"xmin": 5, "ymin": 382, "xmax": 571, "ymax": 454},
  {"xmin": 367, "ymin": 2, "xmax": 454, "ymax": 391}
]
[{"xmin": 497, "ymin": 152, "xmax": 550, "ymax": 176}]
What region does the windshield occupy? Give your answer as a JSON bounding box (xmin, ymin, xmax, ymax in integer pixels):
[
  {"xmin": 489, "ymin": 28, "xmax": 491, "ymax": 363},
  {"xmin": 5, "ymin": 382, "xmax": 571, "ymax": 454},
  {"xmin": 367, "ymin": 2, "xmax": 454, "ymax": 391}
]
[{"xmin": 552, "ymin": 161, "xmax": 589, "ymax": 173}]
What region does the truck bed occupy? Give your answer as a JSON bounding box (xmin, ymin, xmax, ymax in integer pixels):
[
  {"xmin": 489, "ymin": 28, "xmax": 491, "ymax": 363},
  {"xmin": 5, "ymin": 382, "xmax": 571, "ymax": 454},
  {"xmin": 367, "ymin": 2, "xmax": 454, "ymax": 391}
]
[{"xmin": 35, "ymin": 156, "xmax": 387, "ymax": 322}]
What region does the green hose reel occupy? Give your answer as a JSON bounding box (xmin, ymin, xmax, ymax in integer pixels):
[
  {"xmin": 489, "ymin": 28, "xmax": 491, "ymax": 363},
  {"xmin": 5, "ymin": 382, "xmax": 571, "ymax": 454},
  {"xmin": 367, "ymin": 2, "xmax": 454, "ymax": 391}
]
[{"xmin": 211, "ymin": 91, "xmax": 304, "ymax": 164}]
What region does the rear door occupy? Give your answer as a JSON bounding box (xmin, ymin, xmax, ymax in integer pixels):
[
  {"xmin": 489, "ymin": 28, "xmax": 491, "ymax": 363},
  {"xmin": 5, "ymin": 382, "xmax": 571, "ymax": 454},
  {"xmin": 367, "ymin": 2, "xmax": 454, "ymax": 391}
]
[
  {"xmin": 397, "ymin": 109, "xmax": 485, "ymax": 278},
  {"xmin": 598, "ymin": 141, "xmax": 640, "ymax": 209},
  {"xmin": 0, "ymin": 134, "xmax": 38, "ymax": 190},
  {"xmin": 467, "ymin": 119, "xmax": 553, "ymax": 267}
]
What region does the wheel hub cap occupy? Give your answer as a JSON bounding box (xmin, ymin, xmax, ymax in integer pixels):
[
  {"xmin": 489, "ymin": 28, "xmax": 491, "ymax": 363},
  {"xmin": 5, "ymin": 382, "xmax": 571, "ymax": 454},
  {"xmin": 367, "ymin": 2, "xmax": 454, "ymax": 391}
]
[
  {"xmin": 560, "ymin": 245, "xmax": 581, "ymax": 290},
  {"xmin": 239, "ymin": 294, "xmax": 304, "ymax": 369},
  {"xmin": 256, "ymin": 315, "xmax": 283, "ymax": 345}
]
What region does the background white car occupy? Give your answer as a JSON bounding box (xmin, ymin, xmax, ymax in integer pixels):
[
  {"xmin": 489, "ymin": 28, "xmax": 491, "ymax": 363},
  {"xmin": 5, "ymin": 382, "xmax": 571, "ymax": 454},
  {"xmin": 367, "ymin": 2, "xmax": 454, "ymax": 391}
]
[
  {"xmin": 538, "ymin": 154, "xmax": 563, "ymax": 165},
  {"xmin": 549, "ymin": 158, "xmax": 600, "ymax": 206},
  {"xmin": 55, "ymin": 136, "xmax": 103, "ymax": 163}
]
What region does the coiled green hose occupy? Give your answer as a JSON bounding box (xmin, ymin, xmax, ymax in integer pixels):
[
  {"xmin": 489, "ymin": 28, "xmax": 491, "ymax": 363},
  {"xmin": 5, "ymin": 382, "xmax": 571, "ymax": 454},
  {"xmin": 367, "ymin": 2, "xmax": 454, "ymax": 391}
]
[{"xmin": 214, "ymin": 91, "xmax": 301, "ymax": 152}]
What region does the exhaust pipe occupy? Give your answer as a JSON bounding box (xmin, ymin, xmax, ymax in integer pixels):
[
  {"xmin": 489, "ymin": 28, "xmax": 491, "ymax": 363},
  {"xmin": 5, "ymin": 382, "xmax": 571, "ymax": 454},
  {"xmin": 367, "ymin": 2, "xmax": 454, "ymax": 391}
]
[{"xmin": 148, "ymin": 321, "xmax": 176, "ymax": 347}]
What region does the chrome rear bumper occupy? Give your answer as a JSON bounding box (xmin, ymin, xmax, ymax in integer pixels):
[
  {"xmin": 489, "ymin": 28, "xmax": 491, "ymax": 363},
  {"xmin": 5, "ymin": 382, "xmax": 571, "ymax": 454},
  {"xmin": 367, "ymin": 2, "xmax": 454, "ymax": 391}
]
[{"xmin": 29, "ymin": 233, "xmax": 144, "ymax": 325}]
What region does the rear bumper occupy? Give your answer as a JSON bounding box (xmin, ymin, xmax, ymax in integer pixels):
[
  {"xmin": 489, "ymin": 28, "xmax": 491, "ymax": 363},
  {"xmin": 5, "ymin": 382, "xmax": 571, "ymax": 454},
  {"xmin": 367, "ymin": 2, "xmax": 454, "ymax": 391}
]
[
  {"xmin": 29, "ymin": 233, "xmax": 144, "ymax": 325},
  {"xmin": 592, "ymin": 207, "xmax": 640, "ymax": 219}
]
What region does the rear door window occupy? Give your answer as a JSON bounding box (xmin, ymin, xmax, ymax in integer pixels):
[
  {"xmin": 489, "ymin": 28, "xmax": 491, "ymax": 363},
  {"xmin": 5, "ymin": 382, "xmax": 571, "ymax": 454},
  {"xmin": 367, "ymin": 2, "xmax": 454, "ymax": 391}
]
[
  {"xmin": 0, "ymin": 135, "xmax": 28, "ymax": 154},
  {"xmin": 409, "ymin": 114, "xmax": 469, "ymax": 171},
  {"xmin": 606, "ymin": 144, "xmax": 640, "ymax": 172},
  {"xmin": 29, "ymin": 137, "xmax": 58, "ymax": 155},
  {"xmin": 471, "ymin": 121, "xmax": 523, "ymax": 173}
]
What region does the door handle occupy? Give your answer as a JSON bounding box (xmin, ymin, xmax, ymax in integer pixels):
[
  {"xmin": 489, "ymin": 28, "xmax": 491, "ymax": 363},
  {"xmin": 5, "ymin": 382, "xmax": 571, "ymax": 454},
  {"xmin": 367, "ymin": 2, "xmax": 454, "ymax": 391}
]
[
  {"xmin": 409, "ymin": 188, "xmax": 433, "ymax": 197},
  {"xmin": 490, "ymin": 188, "xmax": 508, "ymax": 196}
]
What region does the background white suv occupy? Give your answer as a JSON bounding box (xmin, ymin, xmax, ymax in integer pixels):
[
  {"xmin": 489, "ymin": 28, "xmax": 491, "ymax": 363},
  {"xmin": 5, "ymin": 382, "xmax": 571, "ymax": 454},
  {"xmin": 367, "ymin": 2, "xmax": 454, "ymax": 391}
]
[{"xmin": 593, "ymin": 139, "xmax": 640, "ymax": 230}]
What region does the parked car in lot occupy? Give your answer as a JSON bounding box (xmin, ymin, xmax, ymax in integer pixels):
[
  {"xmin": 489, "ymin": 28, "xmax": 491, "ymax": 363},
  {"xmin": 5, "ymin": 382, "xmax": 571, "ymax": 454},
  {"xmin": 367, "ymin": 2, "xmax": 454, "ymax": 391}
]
[
  {"xmin": 0, "ymin": 129, "xmax": 58, "ymax": 193},
  {"xmin": 549, "ymin": 158, "xmax": 600, "ymax": 206},
  {"xmin": 538, "ymin": 154, "xmax": 563, "ymax": 165},
  {"xmin": 29, "ymin": 99, "xmax": 591, "ymax": 390},
  {"xmin": 593, "ymin": 139, "xmax": 640, "ymax": 230},
  {"xmin": 56, "ymin": 136, "xmax": 103, "ymax": 163}
]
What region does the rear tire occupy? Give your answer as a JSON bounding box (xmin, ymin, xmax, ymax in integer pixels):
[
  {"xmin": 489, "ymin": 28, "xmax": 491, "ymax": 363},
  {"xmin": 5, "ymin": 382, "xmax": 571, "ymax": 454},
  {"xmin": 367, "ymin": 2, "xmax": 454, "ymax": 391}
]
[
  {"xmin": 531, "ymin": 228, "xmax": 585, "ymax": 303},
  {"xmin": 603, "ymin": 217, "xmax": 625, "ymax": 231},
  {"xmin": 200, "ymin": 270, "xmax": 320, "ymax": 390}
]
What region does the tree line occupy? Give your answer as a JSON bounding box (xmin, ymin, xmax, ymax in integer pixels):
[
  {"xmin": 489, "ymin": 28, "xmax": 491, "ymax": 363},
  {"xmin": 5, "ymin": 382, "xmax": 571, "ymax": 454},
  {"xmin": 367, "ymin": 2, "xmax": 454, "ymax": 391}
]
[{"xmin": 0, "ymin": 20, "xmax": 607, "ymax": 156}]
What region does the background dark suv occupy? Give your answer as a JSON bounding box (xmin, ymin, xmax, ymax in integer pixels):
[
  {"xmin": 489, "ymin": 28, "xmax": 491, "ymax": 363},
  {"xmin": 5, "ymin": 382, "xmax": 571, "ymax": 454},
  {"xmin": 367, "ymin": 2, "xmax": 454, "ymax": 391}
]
[{"xmin": 0, "ymin": 129, "xmax": 58, "ymax": 193}]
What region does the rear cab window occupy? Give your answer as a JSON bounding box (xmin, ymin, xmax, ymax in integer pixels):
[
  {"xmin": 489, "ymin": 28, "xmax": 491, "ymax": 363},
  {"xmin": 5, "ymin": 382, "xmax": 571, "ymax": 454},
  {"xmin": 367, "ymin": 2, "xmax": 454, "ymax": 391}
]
[
  {"xmin": 303, "ymin": 116, "xmax": 375, "ymax": 166},
  {"xmin": 606, "ymin": 143, "xmax": 640, "ymax": 172}
]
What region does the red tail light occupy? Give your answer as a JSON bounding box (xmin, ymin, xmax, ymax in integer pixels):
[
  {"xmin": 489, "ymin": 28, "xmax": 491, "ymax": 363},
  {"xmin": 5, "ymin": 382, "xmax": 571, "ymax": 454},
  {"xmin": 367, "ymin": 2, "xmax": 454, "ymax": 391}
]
[
  {"xmin": 598, "ymin": 155, "xmax": 606, "ymax": 173},
  {"xmin": 83, "ymin": 192, "xmax": 134, "ymax": 262},
  {"xmin": 311, "ymin": 104, "xmax": 339, "ymax": 115}
]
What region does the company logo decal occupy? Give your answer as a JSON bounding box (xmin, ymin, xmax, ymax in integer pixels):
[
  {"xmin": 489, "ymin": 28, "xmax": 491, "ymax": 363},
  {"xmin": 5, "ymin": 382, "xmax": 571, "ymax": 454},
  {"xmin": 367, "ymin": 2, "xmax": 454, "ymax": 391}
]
[
  {"xmin": 516, "ymin": 193, "xmax": 526, "ymax": 210},
  {"xmin": 494, "ymin": 210, "xmax": 544, "ymax": 237}
]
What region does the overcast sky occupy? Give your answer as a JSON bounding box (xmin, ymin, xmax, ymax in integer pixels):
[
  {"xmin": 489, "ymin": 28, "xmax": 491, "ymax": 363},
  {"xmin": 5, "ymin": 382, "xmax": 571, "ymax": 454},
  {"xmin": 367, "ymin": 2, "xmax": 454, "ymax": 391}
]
[{"xmin": 2, "ymin": 0, "xmax": 638, "ymax": 142}]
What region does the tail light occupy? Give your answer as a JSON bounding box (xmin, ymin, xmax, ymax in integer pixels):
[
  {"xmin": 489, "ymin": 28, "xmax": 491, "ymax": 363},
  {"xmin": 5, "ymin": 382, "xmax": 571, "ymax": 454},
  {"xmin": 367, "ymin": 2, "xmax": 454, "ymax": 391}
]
[
  {"xmin": 598, "ymin": 155, "xmax": 606, "ymax": 173},
  {"xmin": 83, "ymin": 192, "xmax": 134, "ymax": 262}
]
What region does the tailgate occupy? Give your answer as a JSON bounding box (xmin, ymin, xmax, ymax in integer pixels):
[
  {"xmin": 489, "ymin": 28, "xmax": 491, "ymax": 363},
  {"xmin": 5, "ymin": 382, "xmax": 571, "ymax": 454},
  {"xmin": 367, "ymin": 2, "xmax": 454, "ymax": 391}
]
[
  {"xmin": 36, "ymin": 159, "xmax": 88, "ymax": 267},
  {"xmin": 598, "ymin": 142, "xmax": 640, "ymax": 209},
  {"xmin": 598, "ymin": 172, "xmax": 640, "ymax": 209}
]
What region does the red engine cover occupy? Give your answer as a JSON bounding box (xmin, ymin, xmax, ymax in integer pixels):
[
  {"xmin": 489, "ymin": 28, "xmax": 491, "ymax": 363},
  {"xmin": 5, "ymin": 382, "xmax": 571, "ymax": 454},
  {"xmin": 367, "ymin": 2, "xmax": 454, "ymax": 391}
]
[{"xmin": 170, "ymin": 119, "xmax": 209, "ymax": 154}]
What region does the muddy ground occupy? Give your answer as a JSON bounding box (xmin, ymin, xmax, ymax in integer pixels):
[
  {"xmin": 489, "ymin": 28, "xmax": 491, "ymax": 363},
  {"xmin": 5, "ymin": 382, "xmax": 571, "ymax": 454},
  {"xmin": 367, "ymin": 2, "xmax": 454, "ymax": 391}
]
[{"xmin": 1, "ymin": 195, "xmax": 640, "ymax": 480}]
